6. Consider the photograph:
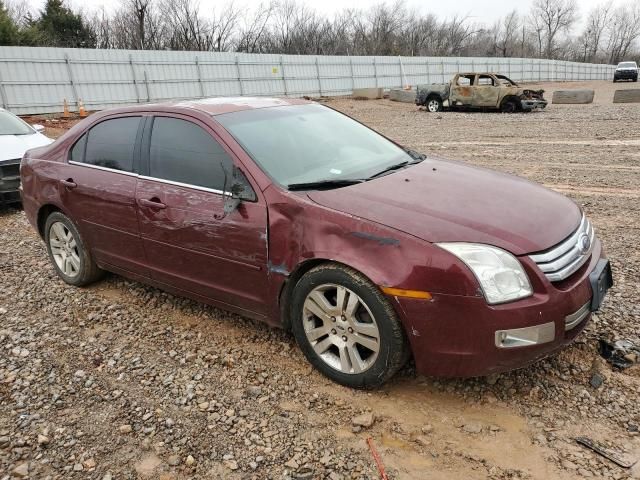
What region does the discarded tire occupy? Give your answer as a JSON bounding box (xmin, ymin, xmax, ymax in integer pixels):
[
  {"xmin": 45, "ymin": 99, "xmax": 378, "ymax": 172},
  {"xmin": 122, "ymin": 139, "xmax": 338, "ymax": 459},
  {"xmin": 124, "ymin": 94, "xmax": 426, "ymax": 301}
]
[
  {"xmin": 613, "ymin": 89, "xmax": 640, "ymax": 103},
  {"xmin": 552, "ymin": 89, "xmax": 595, "ymax": 104},
  {"xmin": 389, "ymin": 88, "xmax": 416, "ymax": 103}
]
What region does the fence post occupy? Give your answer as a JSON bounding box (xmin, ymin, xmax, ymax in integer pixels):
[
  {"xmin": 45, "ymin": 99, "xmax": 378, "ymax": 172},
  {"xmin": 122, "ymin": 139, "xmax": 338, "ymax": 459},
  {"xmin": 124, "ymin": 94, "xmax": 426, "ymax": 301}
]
[
  {"xmin": 0, "ymin": 67, "xmax": 8, "ymax": 109},
  {"xmin": 441, "ymin": 59, "xmax": 444, "ymax": 83},
  {"xmin": 373, "ymin": 57, "xmax": 378, "ymax": 88},
  {"xmin": 195, "ymin": 56, "xmax": 205, "ymax": 97},
  {"xmin": 129, "ymin": 55, "xmax": 140, "ymax": 103},
  {"xmin": 349, "ymin": 56, "xmax": 355, "ymax": 93},
  {"xmin": 235, "ymin": 55, "xmax": 244, "ymax": 96},
  {"xmin": 280, "ymin": 56, "xmax": 288, "ymax": 96},
  {"xmin": 315, "ymin": 57, "xmax": 323, "ymax": 96},
  {"xmin": 143, "ymin": 70, "xmax": 151, "ymax": 102},
  {"xmin": 64, "ymin": 54, "xmax": 79, "ymax": 108},
  {"xmin": 425, "ymin": 59, "xmax": 430, "ymax": 84}
]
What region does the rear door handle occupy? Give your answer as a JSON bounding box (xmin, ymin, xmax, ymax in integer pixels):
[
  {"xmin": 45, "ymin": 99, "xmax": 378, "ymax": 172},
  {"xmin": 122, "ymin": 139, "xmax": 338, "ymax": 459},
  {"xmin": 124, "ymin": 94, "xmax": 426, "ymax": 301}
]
[
  {"xmin": 60, "ymin": 178, "xmax": 77, "ymax": 189},
  {"xmin": 138, "ymin": 198, "xmax": 167, "ymax": 209}
]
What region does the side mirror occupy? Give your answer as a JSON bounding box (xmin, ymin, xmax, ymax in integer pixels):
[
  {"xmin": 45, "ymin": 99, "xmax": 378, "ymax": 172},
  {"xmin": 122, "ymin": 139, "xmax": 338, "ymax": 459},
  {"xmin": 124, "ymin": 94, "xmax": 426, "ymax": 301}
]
[
  {"xmin": 221, "ymin": 166, "xmax": 256, "ymax": 216},
  {"xmin": 32, "ymin": 124, "xmax": 45, "ymax": 133}
]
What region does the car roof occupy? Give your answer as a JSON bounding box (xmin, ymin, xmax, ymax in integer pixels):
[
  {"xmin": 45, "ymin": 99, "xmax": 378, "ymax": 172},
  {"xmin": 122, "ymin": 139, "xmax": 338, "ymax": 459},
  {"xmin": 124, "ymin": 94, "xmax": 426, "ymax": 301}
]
[{"xmin": 100, "ymin": 96, "xmax": 313, "ymax": 117}]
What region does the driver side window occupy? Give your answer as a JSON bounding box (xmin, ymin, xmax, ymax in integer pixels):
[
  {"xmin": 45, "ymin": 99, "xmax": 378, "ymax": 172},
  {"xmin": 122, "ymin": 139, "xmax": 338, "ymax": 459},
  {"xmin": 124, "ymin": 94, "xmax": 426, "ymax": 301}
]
[
  {"xmin": 149, "ymin": 117, "xmax": 234, "ymax": 192},
  {"xmin": 477, "ymin": 75, "xmax": 495, "ymax": 86}
]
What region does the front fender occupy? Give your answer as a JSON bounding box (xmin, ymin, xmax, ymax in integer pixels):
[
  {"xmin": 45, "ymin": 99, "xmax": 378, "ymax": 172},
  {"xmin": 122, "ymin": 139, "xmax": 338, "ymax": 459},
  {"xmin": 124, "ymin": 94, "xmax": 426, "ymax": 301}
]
[{"xmin": 263, "ymin": 186, "xmax": 480, "ymax": 325}]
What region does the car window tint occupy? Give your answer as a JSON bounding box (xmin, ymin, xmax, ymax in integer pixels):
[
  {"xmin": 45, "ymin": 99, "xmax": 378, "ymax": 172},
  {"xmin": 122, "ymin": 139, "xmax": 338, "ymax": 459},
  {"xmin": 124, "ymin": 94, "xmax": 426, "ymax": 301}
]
[
  {"xmin": 69, "ymin": 133, "xmax": 87, "ymax": 162},
  {"xmin": 84, "ymin": 117, "xmax": 140, "ymax": 172},
  {"xmin": 149, "ymin": 117, "xmax": 232, "ymax": 191}
]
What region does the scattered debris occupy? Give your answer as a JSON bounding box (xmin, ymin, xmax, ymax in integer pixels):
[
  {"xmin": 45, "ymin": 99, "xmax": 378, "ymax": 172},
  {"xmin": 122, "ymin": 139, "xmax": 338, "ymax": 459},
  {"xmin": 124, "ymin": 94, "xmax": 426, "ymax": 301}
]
[
  {"xmin": 598, "ymin": 339, "xmax": 640, "ymax": 369},
  {"xmin": 352, "ymin": 412, "xmax": 375, "ymax": 428},
  {"xmin": 576, "ymin": 437, "xmax": 637, "ymax": 469},
  {"xmin": 366, "ymin": 438, "xmax": 389, "ymax": 480}
]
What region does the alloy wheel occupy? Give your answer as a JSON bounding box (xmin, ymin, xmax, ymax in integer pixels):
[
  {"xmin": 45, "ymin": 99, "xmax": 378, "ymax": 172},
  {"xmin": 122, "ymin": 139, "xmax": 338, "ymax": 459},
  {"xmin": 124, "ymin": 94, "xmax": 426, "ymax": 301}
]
[
  {"xmin": 427, "ymin": 99, "xmax": 440, "ymax": 112},
  {"xmin": 49, "ymin": 221, "xmax": 81, "ymax": 278},
  {"xmin": 302, "ymin": 283, "xmax": 380, "ymax": 374}
]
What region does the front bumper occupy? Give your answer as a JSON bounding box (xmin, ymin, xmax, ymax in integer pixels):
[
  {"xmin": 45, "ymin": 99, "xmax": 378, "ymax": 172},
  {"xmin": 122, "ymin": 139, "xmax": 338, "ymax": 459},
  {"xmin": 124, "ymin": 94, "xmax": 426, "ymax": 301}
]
[
  {"xmin": 0, "ymin": 159, "xmax": 21, "ymax": 207},
  {"xmin": 521, "ymin": 99, "xmax": 547, "ymax": 111},
  {"xmin": 614, "ymin": 71, "xmax": 638, "ymax": 80},
  {"xmin": 391, "ymin": 239, "xmax": 608, "ymax": 377}
]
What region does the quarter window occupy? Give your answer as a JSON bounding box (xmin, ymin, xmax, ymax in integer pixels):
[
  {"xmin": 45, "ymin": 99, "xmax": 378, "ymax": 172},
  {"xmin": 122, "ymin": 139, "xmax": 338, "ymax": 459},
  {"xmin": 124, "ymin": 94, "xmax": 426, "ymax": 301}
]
[
  {"xmin": 69, "ymin": 133, "xmax": 87, "ymax": 163},
  {"xmin": 149, "ymin": 117, "xmax": 232, "ymax": 191},
  {"xmin": 83, "ymin": 117, "xmax": 141, "ymax": 172}
]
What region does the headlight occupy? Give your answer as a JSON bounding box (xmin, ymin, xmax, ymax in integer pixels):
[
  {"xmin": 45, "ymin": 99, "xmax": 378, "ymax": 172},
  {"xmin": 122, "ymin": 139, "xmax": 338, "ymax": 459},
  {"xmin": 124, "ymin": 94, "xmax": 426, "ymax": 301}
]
[{"xmin": 437, "ymin": 243, "xmax": 532, "ymax": 304}]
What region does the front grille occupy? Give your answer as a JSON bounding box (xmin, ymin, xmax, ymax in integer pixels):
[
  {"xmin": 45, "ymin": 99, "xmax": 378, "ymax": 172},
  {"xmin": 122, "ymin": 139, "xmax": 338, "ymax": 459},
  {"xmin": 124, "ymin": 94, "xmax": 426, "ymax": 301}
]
[
  {"xmin": 529, "ymin": 215, "xmax": 595, "ymax": 282},
  {"xmin": 0, "ymin": 159, "xmax": 21, "ymax": 183}
]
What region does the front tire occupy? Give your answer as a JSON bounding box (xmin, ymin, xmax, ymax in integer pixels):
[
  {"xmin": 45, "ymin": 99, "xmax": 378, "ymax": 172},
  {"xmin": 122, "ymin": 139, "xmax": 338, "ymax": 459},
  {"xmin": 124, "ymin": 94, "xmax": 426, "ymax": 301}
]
[
  {"xmin": 290, "ymin": 263, "xmax": 408, "ymax": 388},
  {"xmin": 44, "ymin": 212, "xmax": 103, "ymax": 286},
  {"xmin": 501, "ymin": 99, "xmax": 518, "ymax": 113}
]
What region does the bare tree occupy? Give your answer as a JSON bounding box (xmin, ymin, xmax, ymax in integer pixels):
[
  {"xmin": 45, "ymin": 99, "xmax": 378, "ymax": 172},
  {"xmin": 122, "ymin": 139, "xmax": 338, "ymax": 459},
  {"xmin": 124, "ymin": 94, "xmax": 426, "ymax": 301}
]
[
  {"xmin": 605, "ymin": 2, "xmax": 640, "ymax": 63},
  {"xmin": 236, "ymin": 1, "xmax": 275, "ymax": 53},
  {"xmin": 530, "ymin": 0, "xmax": 578, "ymax": 59},
  {"xmin": 4, "ymin": 0, "xmax": 31, "ymax": 26},
  {"xmin": 492, "ymin": 10, "xmax": 520, "ymax": 57}
]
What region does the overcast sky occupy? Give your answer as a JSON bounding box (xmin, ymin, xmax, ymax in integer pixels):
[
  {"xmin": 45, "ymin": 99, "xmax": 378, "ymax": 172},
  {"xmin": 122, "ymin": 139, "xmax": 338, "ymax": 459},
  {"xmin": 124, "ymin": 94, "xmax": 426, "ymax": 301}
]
[{"xmin": 30, "ymin": 0, "xmax": 620, "ymax": 27}]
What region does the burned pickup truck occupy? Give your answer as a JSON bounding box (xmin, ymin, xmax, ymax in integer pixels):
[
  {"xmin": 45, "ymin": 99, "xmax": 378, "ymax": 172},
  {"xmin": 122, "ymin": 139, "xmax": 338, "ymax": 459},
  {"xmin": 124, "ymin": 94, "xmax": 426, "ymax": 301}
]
[{"xmin": 416, "ymin": 73, "xmax": 547, "ymax": 113}]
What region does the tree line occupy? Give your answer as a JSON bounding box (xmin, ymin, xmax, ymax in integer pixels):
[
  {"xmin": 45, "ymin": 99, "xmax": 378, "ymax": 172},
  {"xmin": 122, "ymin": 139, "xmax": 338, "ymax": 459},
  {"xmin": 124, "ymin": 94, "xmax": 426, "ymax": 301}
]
[{"xmin": 1, "ymin": 0, "xmax": 639, "ymax": 64}]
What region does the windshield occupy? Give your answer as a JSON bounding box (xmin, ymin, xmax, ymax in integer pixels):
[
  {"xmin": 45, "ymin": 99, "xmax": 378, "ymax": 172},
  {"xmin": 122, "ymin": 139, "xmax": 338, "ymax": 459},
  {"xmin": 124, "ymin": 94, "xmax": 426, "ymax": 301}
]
[
  {"xmin": 215, "ymin": 104, "xmax": 410, "ymax": 187},
  {"xmin": 496, "ymin": 75, "xmax": 517, "ymax": 86},
  {"xmin": 0, "ymin": 110, "xmax": 33, "ymax": 136},
  {"xmin": 618, "ymin": 62, "xmax": 637, "ymax": 69}
]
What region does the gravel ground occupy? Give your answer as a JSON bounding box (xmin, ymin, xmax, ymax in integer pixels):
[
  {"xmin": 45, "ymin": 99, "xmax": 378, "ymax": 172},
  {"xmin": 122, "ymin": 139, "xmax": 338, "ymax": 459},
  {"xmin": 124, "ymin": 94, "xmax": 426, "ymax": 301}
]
[{"xmin": 2, "ymin": 80, "xmax": 640, "ymax": 480}]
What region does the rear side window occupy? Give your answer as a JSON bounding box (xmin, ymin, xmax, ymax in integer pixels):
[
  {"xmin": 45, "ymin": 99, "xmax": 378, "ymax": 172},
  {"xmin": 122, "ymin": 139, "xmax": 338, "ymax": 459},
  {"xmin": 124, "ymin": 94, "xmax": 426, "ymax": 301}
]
[
  {"xmin": 83, "ymin": 117, "xmax": 141, "ymax": 172},
  {"xmin": 149, "ymin": 117, "xmax": 232, "ymax": 191}
]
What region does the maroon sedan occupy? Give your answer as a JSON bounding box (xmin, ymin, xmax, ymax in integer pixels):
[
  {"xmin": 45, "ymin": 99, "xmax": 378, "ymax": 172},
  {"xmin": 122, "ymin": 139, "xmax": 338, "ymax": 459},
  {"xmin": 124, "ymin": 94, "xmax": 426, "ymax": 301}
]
[{"xmin": 20, "ymin": 97, "xmax": 612, "ymax": 388}]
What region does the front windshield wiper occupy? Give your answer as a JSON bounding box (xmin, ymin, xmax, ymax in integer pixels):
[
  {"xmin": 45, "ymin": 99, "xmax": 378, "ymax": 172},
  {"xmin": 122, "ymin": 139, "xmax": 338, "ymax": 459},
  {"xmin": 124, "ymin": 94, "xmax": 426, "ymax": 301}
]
[
  {"xmin": 287, "ymin": 178, "xmax": 365, "ymax": 191},
  {"xmin": 404, "ymin": 148, "xmax": 427, "ymax": 161},
  {"xmin": 367, "ymin": 160, "xmax": 410, "ymax": 179},
  {"xmin": 367, "ymin": 151, "xmax": 427, "ymax": 180}
]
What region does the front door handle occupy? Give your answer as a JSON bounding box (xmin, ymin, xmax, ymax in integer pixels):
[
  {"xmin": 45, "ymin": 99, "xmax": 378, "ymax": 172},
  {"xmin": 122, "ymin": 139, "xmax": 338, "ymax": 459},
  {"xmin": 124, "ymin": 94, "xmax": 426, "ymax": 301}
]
[
  {"xmin": 138, "ymin": 198, "xmax": 167, "ymax": 209},
  {"xmin": 60, "ymin": 178, "xmax": 77, "ymax": 189}
]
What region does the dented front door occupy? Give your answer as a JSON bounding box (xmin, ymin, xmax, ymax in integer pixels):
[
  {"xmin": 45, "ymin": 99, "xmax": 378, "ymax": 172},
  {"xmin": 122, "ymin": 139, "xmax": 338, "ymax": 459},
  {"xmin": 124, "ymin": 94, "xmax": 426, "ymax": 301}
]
[
  {"xmin": 473, "ymin": 74, "xmax": 501, "ymax": 107},
  {"xmin": 136, "ymin": 114, "xmax": 270, "ymax": 318}
]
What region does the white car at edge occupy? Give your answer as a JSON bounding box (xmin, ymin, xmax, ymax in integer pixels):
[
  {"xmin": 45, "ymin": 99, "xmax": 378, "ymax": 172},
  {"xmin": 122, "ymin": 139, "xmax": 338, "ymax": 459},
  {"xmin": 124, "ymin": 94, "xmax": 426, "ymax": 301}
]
[{"xmin": 1, "ymin": 108, "xmax": 53, "ymax": 206}]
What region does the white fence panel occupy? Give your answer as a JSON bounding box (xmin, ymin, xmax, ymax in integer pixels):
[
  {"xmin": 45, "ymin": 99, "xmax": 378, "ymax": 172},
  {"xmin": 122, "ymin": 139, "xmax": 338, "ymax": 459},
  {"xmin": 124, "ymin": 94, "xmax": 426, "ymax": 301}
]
[{"xmin": 0, "ymin": 46, "xmax": 617, "ymax": 115}]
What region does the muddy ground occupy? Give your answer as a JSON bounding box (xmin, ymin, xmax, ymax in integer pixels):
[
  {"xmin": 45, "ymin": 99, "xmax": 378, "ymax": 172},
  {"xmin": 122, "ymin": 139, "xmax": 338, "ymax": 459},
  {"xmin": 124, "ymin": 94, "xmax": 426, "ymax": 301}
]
[{"xmin": 2, "ymin": 80, "xmax": 639, "ymax": 479}]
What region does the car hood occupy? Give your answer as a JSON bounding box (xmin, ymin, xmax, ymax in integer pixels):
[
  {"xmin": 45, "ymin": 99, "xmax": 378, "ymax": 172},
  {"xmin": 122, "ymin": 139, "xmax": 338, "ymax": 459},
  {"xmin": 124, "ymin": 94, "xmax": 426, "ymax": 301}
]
[
  {"xmin": 0, "ymin": 133, "xmax": 53, "ymax": 162},
  {"xmin": 307, "ymin": 158, "xmax": 581, "ymax": 255}
]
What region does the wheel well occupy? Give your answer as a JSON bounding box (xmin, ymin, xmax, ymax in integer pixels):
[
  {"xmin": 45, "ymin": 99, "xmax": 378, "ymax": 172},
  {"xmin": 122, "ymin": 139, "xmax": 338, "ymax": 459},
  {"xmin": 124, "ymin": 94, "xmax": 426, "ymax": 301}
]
[
  {"xmin": 278, "ymin": 258, "xmax": 329, "ymax": 331},
  {"xmin": 37, "ymin": 204, "xmax": 61, "ymax": 238},
  {"xmin": 500, "ymin": 95, "xmax": 520, "ymax": 107},
  {"xmin": 426, "ymin": 94, "xmax": 442, "ymax": 102}
]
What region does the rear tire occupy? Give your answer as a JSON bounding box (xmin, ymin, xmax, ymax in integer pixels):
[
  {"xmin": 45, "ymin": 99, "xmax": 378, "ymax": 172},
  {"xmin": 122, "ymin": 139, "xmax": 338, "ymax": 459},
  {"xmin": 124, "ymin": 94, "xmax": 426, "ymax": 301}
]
[
  {"xmin": 425, "ymin": 96, "xmax": 443, "ymax": 113},
  {"xmin": 44, "ymin": 212, "xmax": 103, "ymax": 286},
  {"xmin": 290, "ymin": 263, "xmax": 408, "ymax": 389}
]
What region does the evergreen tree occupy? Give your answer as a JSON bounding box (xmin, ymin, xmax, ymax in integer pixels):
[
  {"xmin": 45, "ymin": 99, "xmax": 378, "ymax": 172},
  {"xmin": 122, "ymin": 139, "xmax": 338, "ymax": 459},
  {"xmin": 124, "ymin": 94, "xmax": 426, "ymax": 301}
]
[
  {"xmin": 0, "ymin": 0, "xmax": 19, "ymax": 45},
  {"xmin": 37, "ymin": 0, "xmax": 95, "ymax": 47}
]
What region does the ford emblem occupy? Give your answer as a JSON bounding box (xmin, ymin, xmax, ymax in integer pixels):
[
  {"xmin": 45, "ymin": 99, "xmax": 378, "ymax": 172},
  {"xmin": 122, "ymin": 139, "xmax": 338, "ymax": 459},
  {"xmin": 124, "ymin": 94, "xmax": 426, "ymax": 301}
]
[{"xmin": 577, "ymin": 233, "xmax": 591, "ymax": 254}]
